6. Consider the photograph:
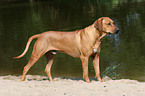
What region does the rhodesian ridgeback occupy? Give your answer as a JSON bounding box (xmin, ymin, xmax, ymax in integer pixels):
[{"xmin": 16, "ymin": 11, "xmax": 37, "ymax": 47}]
[{"xmin": 14, "ymin": 17, "xmax": 119, "ymax": 83}]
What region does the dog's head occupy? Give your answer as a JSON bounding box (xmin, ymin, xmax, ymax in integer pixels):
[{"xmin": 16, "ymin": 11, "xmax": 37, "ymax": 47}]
[{"xmin": 94, "ymin": 17, "xmax": 119, "ymax": 34}]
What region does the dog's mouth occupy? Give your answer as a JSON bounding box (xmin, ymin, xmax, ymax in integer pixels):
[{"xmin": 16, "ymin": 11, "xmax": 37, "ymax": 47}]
[
  {"xmin": 108, "ymin": 29, "xmax": 120, "ymax": 34},
  {"xmin": 114, "ymin": 29, "xmax": 120, "ymax": 34}
]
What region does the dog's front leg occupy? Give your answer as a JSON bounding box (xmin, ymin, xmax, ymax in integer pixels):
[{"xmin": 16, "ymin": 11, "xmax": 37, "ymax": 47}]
[
  {"xmin": 91, "ymin": 54, "xmax": 102, "ymax": 82},
  {"xmin": 80, "ymin": 55, "xmax": 90, "ymax": 83}
]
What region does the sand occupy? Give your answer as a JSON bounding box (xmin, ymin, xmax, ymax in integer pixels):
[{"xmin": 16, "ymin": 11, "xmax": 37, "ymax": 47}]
[{"xmin": 0, "ymin": 75, "xmax": 145, "ymax": 96}]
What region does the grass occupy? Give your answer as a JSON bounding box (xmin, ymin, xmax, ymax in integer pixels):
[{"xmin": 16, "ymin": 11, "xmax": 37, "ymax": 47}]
[{"xmin": 102, "ymin": 64, "xmax": 121, "ymax": 80}]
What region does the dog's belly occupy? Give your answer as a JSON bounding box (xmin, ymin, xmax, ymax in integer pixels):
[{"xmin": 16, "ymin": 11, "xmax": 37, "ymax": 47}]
[
  {"xmin": 49, "ymin": 42, "xmax": 81, "ymax": 58},
  {"xmin": 58, "ymin": 47, "xmax": 81, "ymax": 58},
  {"xmin": 64, "ymin": 51, "xmax": 80, "ymax": 58}
]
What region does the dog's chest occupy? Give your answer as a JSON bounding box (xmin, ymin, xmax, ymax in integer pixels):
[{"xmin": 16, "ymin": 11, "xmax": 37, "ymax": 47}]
[
  {"xmin": 93, "ymin": 48, "xmax": 99, "ymax": 54},
  {"xmin": 92, "ymin": 42, "xmax": 101, "ymax": 54}
]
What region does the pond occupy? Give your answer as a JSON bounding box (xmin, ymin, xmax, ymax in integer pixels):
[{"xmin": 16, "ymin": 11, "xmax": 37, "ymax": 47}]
[{"xmin": 0, "ymin": 0, "xmax": 145, "ymax": 81}]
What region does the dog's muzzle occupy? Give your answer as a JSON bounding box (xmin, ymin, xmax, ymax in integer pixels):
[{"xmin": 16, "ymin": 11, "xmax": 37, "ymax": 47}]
[{"xmin": 114, "ymin": 29, "xmax": 120, "ymax": 34}]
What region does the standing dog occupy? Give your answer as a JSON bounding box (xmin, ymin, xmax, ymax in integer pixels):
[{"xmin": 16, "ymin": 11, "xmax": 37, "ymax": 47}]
[{"xmin": 14, "ymin": 17, "xmax": 119, "ymax": 83}]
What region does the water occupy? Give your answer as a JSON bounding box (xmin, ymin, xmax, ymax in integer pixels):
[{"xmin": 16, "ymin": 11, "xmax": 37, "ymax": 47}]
[{"xmin": 0, "ymin": 0, "xmax": 145, "ymax": 81}]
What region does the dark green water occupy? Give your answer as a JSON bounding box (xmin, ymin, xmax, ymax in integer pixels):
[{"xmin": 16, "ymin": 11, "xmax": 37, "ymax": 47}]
[{"xmin": 0, "ymin": 0, "xmax": 145, "ymax": 81}]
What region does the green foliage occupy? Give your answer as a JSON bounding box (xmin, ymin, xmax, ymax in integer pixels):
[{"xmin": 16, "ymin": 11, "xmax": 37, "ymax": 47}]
[{"xmin": 102, "ymin": 64, "xmax": 121, "ymax": 80}]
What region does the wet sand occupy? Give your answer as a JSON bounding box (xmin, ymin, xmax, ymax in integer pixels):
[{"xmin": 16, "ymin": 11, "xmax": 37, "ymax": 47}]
[{"xmin": 0, "ymin": 75, "xmax": 145, "ymax": 96}]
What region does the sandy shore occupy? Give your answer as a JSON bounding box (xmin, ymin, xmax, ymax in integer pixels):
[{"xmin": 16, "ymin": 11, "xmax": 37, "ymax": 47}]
[{"xmin": 0, "ymin": 75, "xmax": 145, "ymax": 96}]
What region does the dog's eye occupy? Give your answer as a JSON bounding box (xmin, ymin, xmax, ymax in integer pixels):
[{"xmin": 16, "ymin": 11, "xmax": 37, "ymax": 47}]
[{"xmin": 108, "ymin": 23, "xmax": 111, "ymax": 25}]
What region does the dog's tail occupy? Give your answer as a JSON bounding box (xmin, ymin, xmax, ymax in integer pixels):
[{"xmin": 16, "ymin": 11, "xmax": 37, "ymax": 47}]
[{"xmin": 13, "ymin": 34, "xmax": 40, "ymax": 59}]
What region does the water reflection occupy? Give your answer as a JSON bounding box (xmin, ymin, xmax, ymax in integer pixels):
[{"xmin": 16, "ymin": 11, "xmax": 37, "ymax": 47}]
[{"xmin": 0, "ymin": 0, "xmax": 145, "ymax": 81}]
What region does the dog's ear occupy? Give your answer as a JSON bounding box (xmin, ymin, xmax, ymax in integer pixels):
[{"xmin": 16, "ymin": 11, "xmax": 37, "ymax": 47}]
[{"xmin": 94, "ymin": 18, "xmax": 103, "ymax": 32}]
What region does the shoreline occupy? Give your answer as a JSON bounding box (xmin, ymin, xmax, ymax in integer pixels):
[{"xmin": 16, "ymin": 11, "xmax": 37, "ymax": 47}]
[{"xmin": 0, "ymin": 75, "xmax": 145, "ymax": 96}]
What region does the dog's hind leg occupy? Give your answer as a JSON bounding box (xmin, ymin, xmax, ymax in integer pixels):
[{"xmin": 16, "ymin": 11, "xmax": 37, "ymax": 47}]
[
  {"xmin": 45, "ymin": 51, "xmax": 55, "ymax": 81},
  {"xmin": 20, "ymin": 56, "xmax": 39, "ymax": 81},
  {"xmin": 20, "ymin": 40, "xmax": 48, "ymax": 81}
]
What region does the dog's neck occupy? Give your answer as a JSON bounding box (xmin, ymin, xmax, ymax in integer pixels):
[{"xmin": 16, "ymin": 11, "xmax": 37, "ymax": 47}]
[
  {"xmin": 79, "ymin": 24, "xmax": 107, "ymax": 54},
  {"xmin": 98, "ymin": 32, "xmax": 108, "ymax": 42},
  {"xmin": 83, "ymin": 25, "xmax": 102, "ymax": 52},
  {"xmin": 85, "ymin": 24, "xmax": 107, "ymax": 42},
  {"xmin": 85, "ymin": 25, "xmax": 99, "ymax": 40}
]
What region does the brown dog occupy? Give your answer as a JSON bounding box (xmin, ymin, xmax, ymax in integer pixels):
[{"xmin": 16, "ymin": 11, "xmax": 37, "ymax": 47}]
[{"xmin": 14, "ymin": 17, "xmax": 119, "ymax": 83}]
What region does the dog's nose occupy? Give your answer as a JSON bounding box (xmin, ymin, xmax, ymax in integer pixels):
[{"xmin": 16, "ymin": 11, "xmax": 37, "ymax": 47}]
[{"xmin": 115, "ymin": 28, "xmax": 120, "ymax": 34}]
